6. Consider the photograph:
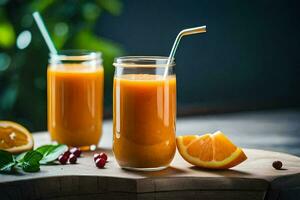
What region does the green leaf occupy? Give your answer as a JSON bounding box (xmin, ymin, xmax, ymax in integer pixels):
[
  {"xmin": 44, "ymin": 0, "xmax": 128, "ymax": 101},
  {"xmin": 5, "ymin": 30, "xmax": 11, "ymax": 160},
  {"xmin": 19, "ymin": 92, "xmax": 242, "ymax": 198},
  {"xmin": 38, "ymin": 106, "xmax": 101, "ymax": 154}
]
[
  {"xmin": 35, "ymin": 145, "xmax": 54, "ymax": 155},
  {"xmin": 74, "ymin": 30, "xmax": 123, "ymax": 57},
  {"xmin": 15, "ymin": 152, "xmax": 27, "ymax": 162},
  {"xmin": 97, "ymin": 0, "xmax": 122, "ymax": 16},
  {"xmin": 22, "ymin": 162, "xmax": 40, "ymax": 172},
  {"xmin": 82, "ymin": 3, "xmax": 102, "ymax": 22},
  {"xmin": 1, "ymin": 162, "xmax": 15, "ymax": 173},
  {"xmin": 29, "ymin": 0, "xmax": 56, "ymax": 12},
  {"xmin": 0, "ymin": 150, "xmax": 15, "ymax": 172},
  {"xmin": 22, "ymin": 150, "xmax": 43, "ymax": 163},
  {"xmin": 19, "ymin": 150, "xmax": 43, "ymax": 173},
  {"xmin": 0, "ymin": 22, "xmax": 15, "ymax": 48},
  {"xmin": 36, "ymin": 144, "xmax": 68, "ymax": 164}
]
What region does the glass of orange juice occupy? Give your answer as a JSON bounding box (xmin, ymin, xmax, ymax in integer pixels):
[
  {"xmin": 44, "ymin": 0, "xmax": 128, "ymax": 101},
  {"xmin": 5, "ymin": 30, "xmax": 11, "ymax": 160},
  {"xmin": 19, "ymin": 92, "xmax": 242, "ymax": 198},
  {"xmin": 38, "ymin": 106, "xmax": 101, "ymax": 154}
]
[
  {"xmin": 113, "ymin": 56, "xmax": 176, "ymax": 171},
  {"xmin": 47, "ymin": 50, "xmax": 104, "ymax": 149}
]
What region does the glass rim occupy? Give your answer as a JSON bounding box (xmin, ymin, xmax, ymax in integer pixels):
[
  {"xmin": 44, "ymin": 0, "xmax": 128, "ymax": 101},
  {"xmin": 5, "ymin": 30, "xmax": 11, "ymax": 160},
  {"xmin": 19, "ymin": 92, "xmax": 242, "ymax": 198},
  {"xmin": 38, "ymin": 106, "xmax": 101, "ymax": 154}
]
[
  {"xmin": 49, "ymin": 49, "xmax": 102, "ymax": 61},
  {"xmin": 113, "ymin": 56, "xmax": 175, "ymax": 68}
]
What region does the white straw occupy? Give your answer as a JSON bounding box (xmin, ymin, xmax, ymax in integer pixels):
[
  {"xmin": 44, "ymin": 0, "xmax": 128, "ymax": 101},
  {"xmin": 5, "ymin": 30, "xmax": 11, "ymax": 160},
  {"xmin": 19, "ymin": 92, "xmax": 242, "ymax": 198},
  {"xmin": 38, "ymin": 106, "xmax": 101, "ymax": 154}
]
[
  {"xmin": 32, "ymin": 12, "xmax": 57, "ymax": 54},
  {"xmin": 163, "ymin": 26, "xmax": 207, "ymax": 78}
]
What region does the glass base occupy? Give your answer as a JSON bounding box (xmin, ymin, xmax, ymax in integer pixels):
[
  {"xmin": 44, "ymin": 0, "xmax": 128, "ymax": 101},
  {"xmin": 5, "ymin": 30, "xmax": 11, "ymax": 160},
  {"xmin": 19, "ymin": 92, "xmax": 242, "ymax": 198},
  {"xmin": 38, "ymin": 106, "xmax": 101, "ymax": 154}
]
[
  {"xmin": 51, "ymin": 140, "xmax": 97, "ymax": 151},
  {"xmin": 122, "ymin": 165, "xmax": 168, "ymax": 171},
  {"xmin": 78, "ymin": 144, "xmax": 97, "ymax": 151}
]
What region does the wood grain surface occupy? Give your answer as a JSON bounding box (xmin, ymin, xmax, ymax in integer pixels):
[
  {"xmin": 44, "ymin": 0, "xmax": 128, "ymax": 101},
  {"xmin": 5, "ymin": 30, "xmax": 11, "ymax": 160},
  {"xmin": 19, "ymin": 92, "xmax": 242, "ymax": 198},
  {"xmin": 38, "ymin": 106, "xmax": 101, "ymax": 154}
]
[{"xmin": 1, "ymin": 132, "xmax": 300, "ymax": 200}]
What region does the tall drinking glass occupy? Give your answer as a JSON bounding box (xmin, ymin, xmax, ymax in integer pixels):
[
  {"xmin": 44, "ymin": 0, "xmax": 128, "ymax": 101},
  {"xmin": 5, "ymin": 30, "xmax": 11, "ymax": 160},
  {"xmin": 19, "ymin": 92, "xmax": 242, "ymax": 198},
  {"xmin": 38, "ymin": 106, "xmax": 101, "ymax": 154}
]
[
  {"xmin": 113, "ymin": 56, "xmax": 176, "ymax": 171},
  {"xmin": 48, "ymin": 50, "xmax": 104, "ymax": 149}
]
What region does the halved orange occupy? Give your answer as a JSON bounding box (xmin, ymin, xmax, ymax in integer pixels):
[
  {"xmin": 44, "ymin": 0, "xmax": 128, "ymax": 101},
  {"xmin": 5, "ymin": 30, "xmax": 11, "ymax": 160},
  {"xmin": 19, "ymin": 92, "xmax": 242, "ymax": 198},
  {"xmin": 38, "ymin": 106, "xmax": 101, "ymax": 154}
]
[
  {"xmin": 176, "ymin": 131, "xmax": 247, "ymax": 169},
  {"xmin": 0, "ymin": 121, "xmax": 34, "ymax": 154}
]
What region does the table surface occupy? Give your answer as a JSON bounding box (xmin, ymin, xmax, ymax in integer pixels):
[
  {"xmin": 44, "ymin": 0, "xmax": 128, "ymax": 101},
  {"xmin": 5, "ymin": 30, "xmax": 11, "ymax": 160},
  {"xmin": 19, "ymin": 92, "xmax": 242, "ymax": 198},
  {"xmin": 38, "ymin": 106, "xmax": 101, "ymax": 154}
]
[
  {"xmin": 1, "ymin": 147, "xmax": 300, "ymax": 200},
  {"xmin": 1, "ymin": 108, "xmax": 300, "ymax": 200},
  {"xmin": 97, "ymin": 108, "xmax": 300, "ymax": 156}
]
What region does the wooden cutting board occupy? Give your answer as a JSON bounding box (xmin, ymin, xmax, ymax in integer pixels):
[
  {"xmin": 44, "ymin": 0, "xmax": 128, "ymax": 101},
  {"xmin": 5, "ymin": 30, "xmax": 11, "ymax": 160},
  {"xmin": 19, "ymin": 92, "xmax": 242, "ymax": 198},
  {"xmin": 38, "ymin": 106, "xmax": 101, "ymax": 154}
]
[{"xmin": 1, "ymin": 132, "xmax": 300, "ymax": 200}]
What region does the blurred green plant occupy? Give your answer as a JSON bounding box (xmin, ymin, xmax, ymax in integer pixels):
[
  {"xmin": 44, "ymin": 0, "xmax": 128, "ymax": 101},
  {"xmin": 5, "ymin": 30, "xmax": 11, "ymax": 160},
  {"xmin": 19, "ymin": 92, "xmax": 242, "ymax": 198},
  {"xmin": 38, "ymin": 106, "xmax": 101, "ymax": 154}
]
[{"xmin": 0, "ymin": 0, "xmax": 123, "ymax": 131}]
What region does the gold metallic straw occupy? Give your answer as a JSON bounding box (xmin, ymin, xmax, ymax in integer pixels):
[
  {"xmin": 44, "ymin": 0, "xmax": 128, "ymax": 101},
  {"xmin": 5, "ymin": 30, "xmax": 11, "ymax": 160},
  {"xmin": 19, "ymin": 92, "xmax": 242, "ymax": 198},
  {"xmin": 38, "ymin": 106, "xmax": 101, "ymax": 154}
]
[{"xmin": 164, "ymin": 26, "xmax": 207, "ymax": 78}]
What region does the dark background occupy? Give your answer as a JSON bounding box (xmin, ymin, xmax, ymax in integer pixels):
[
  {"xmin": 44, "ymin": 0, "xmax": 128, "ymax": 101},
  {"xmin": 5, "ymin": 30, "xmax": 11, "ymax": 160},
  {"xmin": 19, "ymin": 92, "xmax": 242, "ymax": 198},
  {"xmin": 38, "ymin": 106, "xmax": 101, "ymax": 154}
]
[
  {"xmin": 0, "ymin": 0, "xmax": 299, "ymax": 131},
  {"xmin": 98, "ymin": 0, "xmax": 300, "ymax": 115}
]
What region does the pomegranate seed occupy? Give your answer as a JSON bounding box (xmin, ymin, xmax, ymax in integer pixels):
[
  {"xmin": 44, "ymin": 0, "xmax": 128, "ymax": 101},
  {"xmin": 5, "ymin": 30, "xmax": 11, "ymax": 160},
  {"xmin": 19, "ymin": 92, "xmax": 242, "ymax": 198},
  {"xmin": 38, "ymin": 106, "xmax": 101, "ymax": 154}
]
[
  {"xmin": 94, "ymin": 152, "xmax": 108, "ymax": 162},
  {"xmin": 70, "ymin": 147, "xmax": 82, "ymax": 157},
  {"xmin": 95, "ymin": 158, "xmax": 106, "ymax": 168},
  {"xmin": 99, "ymin": 152, "xmax": 108, "ymax": 161},
  {"xmin": 58, "ymin": 155, "xmax": 68, "ymax": 165},
  {"xmin": 93, "ymin": 153, "xmax": 100, "ymax": 162},
  {"xmin": 69, "ymin": 154, "xmax": 77, "ymax": 164},
  {"xmin": 63, "ymin": 151, "xmax": 71, "ymax": 158}
]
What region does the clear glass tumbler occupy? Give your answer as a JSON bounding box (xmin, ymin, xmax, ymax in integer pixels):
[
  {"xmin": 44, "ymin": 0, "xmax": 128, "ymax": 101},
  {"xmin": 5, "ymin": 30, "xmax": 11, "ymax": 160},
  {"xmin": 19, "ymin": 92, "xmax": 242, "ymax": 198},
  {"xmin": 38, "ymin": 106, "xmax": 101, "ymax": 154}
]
[
  {"xmin": 113, "ymin": 56, "xmax": 176, "ymax": 171},
  {"xmin": 48, "ymin": 50, "xmax": 104, "ymax": 150}
]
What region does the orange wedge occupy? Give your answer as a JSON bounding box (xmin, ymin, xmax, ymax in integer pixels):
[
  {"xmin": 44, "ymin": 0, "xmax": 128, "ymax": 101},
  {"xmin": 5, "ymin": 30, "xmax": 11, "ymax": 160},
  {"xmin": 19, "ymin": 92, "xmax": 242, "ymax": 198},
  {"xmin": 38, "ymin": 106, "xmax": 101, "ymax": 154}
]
[
  {"xmin": 0, "ymin": 121, "xmax": 33, "ymax": 154},
  {"xmin": 176, "ymin": 131, "xmax": 247, "ymax": 169}
]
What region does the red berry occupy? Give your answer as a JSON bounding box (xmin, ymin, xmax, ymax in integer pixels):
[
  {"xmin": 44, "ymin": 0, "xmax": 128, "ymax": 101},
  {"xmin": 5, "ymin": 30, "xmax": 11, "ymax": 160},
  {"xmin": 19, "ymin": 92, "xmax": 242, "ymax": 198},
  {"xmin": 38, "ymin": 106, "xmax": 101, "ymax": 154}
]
[
  {"xmin": 95, "ymin": 158, "xmax": 106, "ymax": 168},
  {"xmin": 63, "ymin": 151, "xmax": 71, "ymax": 158},
  {"xmin": 58, "ymin": 155, "xmax": 68, "ymax": 165},
  {"xmin": 99, "ymin": 152, "xmax": 108, "ymax": 161},
  {"xmin": 93, "ymin": 153, "xmax": 100, "ymax": 162},
  {"xmin": 70, "ymin": 147, "xmax": 82, "ymax": 157},
  {"xmin": 69, "ymin": 154, "xmax": 77, "ymax": 164},
  {"xmin": 93, "ymin": 152, "xmax": 108, "ymax": 162}
]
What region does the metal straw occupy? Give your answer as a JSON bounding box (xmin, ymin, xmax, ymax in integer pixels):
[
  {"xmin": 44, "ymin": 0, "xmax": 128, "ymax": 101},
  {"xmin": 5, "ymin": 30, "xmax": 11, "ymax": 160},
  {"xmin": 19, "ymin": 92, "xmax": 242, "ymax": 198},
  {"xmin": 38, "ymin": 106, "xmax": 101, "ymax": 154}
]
[{"xmin": 163, "ymin": 26, "xmax": 207, "ymax": 78}]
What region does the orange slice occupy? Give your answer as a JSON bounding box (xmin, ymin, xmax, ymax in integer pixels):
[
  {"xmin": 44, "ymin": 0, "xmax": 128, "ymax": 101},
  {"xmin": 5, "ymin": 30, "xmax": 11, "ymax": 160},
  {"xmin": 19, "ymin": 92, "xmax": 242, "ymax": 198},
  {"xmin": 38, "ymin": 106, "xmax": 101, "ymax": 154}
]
[
  {"xmin": 176, "ymin": 131, "xmax": 247, "ymax": 169},
  {"xmin": 0, "ymin": 121, "xmax": 34, "ymax": 154}
]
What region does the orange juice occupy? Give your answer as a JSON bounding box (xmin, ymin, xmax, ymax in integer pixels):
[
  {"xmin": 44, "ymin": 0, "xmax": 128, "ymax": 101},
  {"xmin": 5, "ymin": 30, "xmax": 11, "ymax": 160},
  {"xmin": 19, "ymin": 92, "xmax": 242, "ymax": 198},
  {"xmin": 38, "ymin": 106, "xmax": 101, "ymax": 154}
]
[
  {"xmin": 47, "ymin": 64, "xmax": 103, "ymax": 147},
  {"xmin": 113, "ymin": 74, "xmax": 176, "ymax": 169}
]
